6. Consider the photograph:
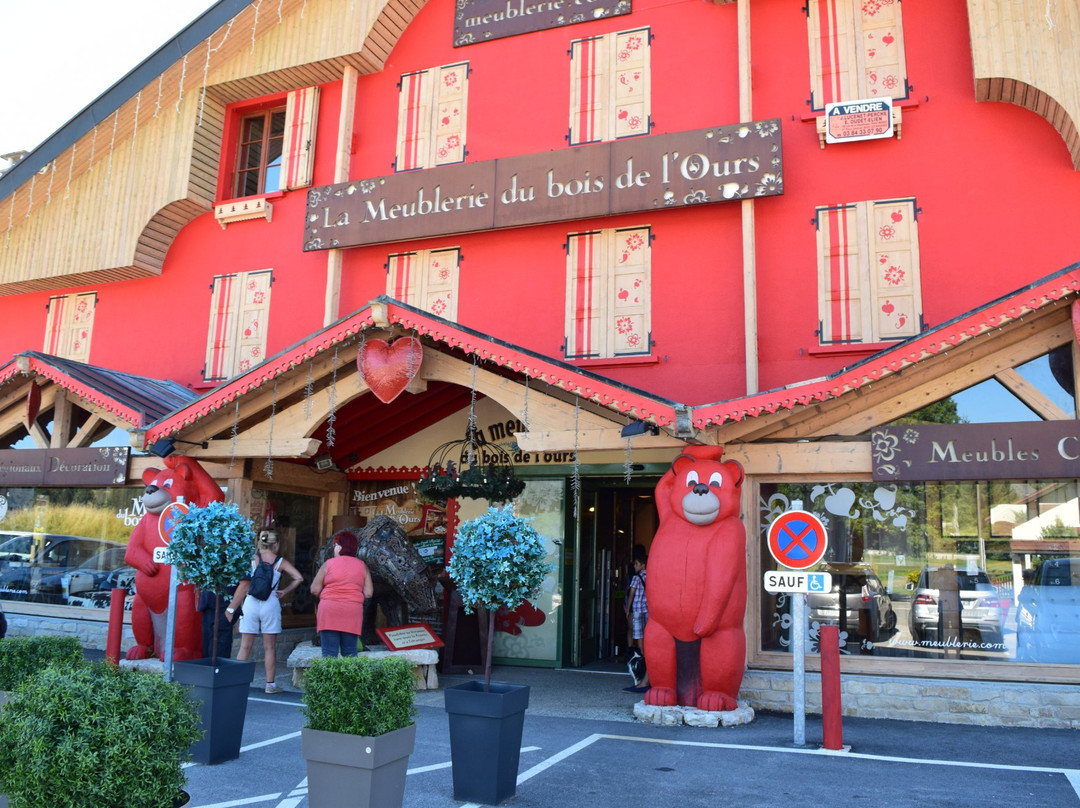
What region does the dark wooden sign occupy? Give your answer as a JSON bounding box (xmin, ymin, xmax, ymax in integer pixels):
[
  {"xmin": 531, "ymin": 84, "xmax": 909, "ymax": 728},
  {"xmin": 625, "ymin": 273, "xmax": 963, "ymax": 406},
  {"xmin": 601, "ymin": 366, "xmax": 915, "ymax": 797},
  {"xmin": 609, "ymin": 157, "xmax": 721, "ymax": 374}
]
[
  {"xmin": 872, "ymin": 422, "xmax": 1080, "ymax": 481},
  {"xmin": 453, "ymin": 0, "xmax": 631, "ymax": 46},
  {"xmin": 0, "ymin": 447, "xmax": 130, "ymax": 486},
  {"xmin": 304, "ymin": 120, "xmax": 783, "ymax": 251}
]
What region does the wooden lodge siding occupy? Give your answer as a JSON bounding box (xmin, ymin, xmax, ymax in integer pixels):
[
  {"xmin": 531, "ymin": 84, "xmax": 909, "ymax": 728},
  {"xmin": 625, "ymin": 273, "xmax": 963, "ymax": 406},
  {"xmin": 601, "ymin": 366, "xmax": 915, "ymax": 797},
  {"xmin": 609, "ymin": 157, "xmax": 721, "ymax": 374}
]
[
  {"xmin": 967, "ymin": 0, "xmax": 1080, "ymax": 168},
  {"xmin": 0, "ymin": 0, "xmax": 423, "ymax": 296}
]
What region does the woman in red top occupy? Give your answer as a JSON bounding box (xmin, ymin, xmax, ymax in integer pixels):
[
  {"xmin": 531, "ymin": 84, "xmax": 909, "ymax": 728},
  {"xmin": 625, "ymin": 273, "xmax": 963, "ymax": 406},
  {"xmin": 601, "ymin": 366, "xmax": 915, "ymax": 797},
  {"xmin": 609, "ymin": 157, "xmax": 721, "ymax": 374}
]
[{"xmin": 310, "ymin": 530, "xmax": 374, "ymax": 657}]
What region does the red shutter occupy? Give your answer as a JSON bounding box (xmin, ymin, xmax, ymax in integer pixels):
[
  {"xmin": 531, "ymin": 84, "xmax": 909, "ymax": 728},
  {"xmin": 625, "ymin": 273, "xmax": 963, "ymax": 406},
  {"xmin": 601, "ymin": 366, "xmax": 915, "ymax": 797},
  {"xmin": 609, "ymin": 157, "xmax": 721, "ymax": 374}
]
[
  {"xmin": 869, "ymin": 199, "xmax": 919, "ymax": 340},
  {"xmin": 205, "ymin": 273, "xmax": 238, "ymax": 381},
  {"xmin": 44, "ymin": 295, "xmax": 68, "ymax": 356},
  {"xmin": 565, "ymin": 232, "xmax": 602, "ymax": 358},
  {"xmin": 809, "ymin": 0, "xmax": 857, "ymax": 109},
  {"xmin": 610, "ymin": 227, "xmax": 650, "ymax": 355},
  {"xmin": 818, "ymin": 204, "xmax": 863, "ymax": 343},
  {"xmin": 397, "ymin": 70, "xmax": 431, "ymax": 171},
  {"xmin": 570, "ymin": 36, "xmax": 604, "ymax": 145}
]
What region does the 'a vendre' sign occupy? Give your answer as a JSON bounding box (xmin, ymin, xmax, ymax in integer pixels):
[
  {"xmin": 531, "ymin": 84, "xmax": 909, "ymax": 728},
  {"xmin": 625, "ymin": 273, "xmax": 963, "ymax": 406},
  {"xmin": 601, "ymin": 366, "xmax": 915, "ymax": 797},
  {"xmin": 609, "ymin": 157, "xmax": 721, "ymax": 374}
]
[
  {"xmin": 303, "ymin": 120, "xmax": 783, "ymax": 251},
  {"xmin": 872, "ymin": 422, "xmax": 1080, "ymax": 481}
]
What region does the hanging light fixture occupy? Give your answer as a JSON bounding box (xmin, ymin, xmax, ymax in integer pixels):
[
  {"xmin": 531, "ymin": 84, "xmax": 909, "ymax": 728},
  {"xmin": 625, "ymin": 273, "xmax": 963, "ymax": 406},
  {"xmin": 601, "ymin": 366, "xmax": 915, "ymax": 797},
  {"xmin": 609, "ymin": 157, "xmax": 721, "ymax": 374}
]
[{"xmin": 417, "ymin": 421, "xmax": 524, "ymax": 506}]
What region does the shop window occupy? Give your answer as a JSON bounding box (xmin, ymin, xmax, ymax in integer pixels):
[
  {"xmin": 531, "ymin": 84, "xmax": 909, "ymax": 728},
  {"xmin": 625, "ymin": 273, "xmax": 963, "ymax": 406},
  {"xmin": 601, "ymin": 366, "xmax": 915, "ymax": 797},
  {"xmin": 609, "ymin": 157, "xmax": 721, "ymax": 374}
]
[
  {"xmin": 759, "ymin": 478, "xmax": 1080, "ymax": 666},
  {"xmin": 569, "ymin": 27, "xmax": 651, "ymax": 145},
  {"xmin": 221, "ymin": 87, "xmax": 320, "ymax": 202},
  {"xmin": 816, "ymin": 197, "xmax": 921, "ymax": 345},
  {"xmin": 43, "ymin": 291, "xmax": 96, "ymax": 362},
  {"xmin": 203, "ymin": 269, "xmax": 273, "ymax": 382},
  {"xmin": 386, "ymin": 248, "xmax": 460, "ymax": 320},
  {"xmin": 564, "ymin": 226, "xmax": 651, "ymax": 360},
  {"xmin": 395, "ymin": 63, "xmax": 469, "ymax": 172},
  {"xmin": 807, "ymin": 0, "xmax": 908, "ymax": 111}
]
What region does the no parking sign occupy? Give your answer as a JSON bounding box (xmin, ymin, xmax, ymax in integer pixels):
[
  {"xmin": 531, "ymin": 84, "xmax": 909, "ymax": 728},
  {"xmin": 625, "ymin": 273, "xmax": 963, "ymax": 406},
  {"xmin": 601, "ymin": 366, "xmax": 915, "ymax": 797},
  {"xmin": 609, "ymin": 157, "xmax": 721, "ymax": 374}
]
[{"xmin": 767, "ymin": 510, "xmax": 828, "ymax": 570}]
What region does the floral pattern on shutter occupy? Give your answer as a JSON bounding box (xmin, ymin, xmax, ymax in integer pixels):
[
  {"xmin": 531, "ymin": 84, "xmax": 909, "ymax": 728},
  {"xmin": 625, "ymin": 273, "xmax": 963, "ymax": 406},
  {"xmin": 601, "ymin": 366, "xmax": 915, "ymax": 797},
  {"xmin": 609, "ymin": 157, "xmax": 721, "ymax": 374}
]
[
  {"xmin": 817, "ymin": 203, "xmax": 864, "ymax": 343},
  {"xmin": 43, "ymin": 292, "xmax": 96, "ymax": 361},
  {"xmin": 434, "ymin": 65, "xmax": 468, "ymax": 166},
  {"xmin": 280, "ymin": 86, "xmax": 320, "ymax": 190},
  {"xmin": 610, "ymin": 227, "xmax": 650, "ymax": 355},
  {"xmin": 424, "ymin": 248, "xmax": 459, "ymax": 319},
  {"xmin": 396, "ymin": 70, "xmax": 432, "ymax": 172},
  {"xmin": 859, "ymin": 0, "xmax": 907, "ymax": 102},
  {"xmin": 570, "ymin": 35, "xmax": 605, "ymax": 146},
  {"xmin": 234, "ymin": 270, "xmax": 273, "ymax": 374},
  {"xmin": 612, "ymin": 29, "xmax": 650, "ymax": 140},
  {"xmin": 869, "ymin": 199, "xmax": 919, "ymax": 340},
  {"xmin": 565, "ymin": 231, "xmax": 603, "ymax": 358}
]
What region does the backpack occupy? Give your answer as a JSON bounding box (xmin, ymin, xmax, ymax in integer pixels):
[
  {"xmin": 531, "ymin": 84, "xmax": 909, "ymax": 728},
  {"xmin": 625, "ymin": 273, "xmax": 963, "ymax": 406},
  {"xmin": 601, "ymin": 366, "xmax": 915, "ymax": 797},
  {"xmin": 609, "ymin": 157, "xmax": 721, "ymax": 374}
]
[{"xmin": 248, "ymin": 556, "xmax": 279, "ymax": 601}]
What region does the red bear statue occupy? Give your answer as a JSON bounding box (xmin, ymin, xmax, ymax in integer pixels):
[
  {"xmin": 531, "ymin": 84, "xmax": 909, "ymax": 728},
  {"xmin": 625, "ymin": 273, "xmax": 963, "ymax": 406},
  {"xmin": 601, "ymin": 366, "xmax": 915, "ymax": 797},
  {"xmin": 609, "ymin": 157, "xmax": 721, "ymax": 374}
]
[
  {"xmin": 124, "ymin": 455, "xmax": 224, "ymax": 661},
  {"xmin": 644, "ymin": 446, "xmax": 746, "ymax": 711}
]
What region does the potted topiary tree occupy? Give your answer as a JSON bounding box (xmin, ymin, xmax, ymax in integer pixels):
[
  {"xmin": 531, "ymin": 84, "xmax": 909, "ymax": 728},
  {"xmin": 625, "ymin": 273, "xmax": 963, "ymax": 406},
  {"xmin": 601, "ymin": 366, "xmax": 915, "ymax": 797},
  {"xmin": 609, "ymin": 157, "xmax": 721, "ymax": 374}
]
[
  {"xmin": 166, "ymin": 499, "xmax": 258, "ymax": 765},
  {"xmin": 301, "ymin": 655, "xmax": 417, "ymax": 808},
  {"xmin": 444, "ymin": 504, "xmax": 552, "ymax": 805},
  {"xmin": 0, "ymin": 661, "xmax": 201, "ymax": 808}
]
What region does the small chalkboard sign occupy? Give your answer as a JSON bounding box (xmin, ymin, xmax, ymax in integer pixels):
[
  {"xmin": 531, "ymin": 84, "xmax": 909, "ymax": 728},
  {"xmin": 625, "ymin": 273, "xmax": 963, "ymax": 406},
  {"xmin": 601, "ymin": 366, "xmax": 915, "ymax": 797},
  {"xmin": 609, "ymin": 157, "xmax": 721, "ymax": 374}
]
[{"xmin": 376, "ymin": 623, "xmax": 444, "ymax": 651}]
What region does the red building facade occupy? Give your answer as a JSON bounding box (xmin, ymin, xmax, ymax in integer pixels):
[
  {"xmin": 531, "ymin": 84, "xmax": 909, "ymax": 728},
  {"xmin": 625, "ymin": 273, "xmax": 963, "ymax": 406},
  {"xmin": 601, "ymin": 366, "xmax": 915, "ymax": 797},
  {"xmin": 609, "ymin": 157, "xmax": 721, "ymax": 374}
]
[{"xmin": 2, "ymin": 0, "xmax": 1080, "ymax": 726}]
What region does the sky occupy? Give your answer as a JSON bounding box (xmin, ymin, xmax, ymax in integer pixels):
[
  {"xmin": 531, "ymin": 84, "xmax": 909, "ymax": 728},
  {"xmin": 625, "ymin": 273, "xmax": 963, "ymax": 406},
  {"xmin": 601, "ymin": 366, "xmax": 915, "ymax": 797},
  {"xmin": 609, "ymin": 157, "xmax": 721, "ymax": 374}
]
[{"xmin": 0, "ymin": 1, "xmax": 214, "ymax": 166}]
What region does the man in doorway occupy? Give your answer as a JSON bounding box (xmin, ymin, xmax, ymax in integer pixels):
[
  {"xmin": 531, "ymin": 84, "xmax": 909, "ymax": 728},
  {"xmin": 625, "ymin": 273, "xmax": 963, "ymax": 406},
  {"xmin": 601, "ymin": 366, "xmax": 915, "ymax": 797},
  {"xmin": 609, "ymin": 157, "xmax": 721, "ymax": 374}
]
[{"xmin": 624, "ymin": 543, "xmax": 650, "ymax": 693}]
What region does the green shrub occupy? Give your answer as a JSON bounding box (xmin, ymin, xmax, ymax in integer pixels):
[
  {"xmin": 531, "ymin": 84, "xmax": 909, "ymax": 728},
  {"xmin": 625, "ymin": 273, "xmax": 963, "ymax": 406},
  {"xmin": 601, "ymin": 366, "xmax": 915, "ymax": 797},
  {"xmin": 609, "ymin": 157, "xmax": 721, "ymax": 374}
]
[
  {"xmin": 302, "ymin": 656, "xmax": 416, "ymax": 737},
  {"xmin": 0, "ymin": 635, "xmax": 84, "ymax": 691},
  {"xmin": 0, "ymin": 662, "xmax": 201, "ymax": 808}
]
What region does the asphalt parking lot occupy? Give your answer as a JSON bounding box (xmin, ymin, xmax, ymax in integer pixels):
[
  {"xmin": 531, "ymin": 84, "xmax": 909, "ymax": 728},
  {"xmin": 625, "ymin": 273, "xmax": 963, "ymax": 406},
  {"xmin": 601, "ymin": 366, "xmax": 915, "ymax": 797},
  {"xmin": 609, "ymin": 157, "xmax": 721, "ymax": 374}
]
[{"xmin": 181, "ymin": 666, "xmax": 1080, "ymax": 808}]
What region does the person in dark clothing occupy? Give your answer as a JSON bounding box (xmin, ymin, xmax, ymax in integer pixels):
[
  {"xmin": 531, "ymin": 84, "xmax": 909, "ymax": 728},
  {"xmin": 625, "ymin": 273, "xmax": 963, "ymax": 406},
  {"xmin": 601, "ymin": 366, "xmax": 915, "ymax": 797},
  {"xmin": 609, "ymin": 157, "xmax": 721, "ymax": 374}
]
[{"xmin": 197, "ymin": 588, "xmax": 237, "ymax": 660}]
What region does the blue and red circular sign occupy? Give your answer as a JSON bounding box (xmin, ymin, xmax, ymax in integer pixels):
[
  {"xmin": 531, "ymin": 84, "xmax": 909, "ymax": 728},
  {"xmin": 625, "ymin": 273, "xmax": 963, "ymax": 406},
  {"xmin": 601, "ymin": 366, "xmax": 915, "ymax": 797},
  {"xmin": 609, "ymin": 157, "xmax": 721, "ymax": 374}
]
[
  {"xmin": 767, "ymin": 510, "xmax": 828, "ymax": 570},
  {"xmin": 158, "ymin": 501, "xmax": 190, "ymax": 544}
]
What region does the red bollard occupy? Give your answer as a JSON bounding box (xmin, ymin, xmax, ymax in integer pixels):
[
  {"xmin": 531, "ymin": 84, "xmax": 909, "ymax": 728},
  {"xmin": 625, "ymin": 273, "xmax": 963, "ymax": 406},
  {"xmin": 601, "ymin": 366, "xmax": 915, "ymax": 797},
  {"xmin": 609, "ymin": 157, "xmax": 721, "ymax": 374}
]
[
  {"xmin": 819, "ymin": 624, "xmax": 844, "ymax": 750},
  {"xmin": 105, "ymin": 588, "xmax": 125, "ymax": 665}
]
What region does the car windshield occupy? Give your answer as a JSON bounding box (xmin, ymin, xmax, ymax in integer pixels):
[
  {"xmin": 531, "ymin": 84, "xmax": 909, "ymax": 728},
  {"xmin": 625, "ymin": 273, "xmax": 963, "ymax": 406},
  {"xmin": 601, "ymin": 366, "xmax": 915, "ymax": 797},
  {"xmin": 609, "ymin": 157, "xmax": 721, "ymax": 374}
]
[{"xmin": 76, "ymin": 547, "xmax": 128, "ymax": 571}]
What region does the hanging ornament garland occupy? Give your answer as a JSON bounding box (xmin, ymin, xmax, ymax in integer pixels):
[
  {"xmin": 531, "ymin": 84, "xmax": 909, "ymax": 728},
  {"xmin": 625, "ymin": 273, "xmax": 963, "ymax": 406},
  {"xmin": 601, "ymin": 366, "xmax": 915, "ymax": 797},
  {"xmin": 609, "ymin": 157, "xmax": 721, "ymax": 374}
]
[
  {"xmin": 326, "ymin": 346, "xmax": 339, "ymax": 447},
  {"xmin": 303, "ymin": 358, "xmax": 314, "ymax": 420},
  {"xmin": 624, "ymin": 427, "xmax": 633, "ymax": 484},
  {"xmin": 229, "ymin": 398, "xmax": 240, "ymax": 468},
  {"xmin": 264, "ymin": 378, "xmax": 278, "ymax": 479},
  {"xmin": 572, "ymin": 394, "xmax": 581, "ymax": 518}
]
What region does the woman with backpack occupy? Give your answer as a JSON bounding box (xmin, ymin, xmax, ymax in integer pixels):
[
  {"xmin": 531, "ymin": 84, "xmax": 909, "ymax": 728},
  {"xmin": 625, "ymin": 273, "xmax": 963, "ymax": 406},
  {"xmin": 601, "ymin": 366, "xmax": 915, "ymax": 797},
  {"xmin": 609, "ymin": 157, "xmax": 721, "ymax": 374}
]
[{"xmin": 230, "ymin": 531, "xmax": 303, "ymax": 694}]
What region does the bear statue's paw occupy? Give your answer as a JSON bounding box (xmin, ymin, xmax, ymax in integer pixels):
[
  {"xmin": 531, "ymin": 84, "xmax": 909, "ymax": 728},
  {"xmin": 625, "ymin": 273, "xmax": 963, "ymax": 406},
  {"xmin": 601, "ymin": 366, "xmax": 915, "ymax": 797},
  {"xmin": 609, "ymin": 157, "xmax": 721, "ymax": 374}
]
[
  {"xmin": 125, "ymin": 645, "xmax": 154, "ymax": 661},
  {"xmin": 643, "ymin": 686, "xmax": 677, "ymax": 707},
  {"xmin": 697, "ymin": 690, "xmax": 738, "ymax": 712}
]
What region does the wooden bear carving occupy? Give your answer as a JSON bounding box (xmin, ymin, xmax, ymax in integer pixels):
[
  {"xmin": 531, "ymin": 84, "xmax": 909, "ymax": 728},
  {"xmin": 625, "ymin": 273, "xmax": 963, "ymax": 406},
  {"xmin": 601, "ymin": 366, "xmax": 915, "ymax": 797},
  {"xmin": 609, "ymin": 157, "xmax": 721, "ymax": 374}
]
[{"xmin": 644, "ymin": 446, "xmax": 746, "ymax": 711}]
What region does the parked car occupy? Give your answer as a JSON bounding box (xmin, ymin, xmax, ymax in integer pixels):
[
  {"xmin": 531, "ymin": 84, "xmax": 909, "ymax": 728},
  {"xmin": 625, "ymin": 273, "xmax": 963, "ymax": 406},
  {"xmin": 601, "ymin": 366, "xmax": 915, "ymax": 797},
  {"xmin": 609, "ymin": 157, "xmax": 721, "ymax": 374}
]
[
  {"xmin": 0, "ymin": 532, "xmax": 37, "ymax": 567},
  {"xmin": 0, "ymin": 536, "xmax": 123, "ymax": 603},
  {"xmin": 807, "ymin": 563, "xmax": 897, "ymax": 642},
  {"xmin": 1016, "ymin": 557, "xmax": 1080, "ymax": 664},
  {"xmin": 34, "ymin": 546, "xmax": 133, "ymax": 605},
  {"xmin": 907, "ymin": 566, "xmax": 1004, "ymax": 648}
]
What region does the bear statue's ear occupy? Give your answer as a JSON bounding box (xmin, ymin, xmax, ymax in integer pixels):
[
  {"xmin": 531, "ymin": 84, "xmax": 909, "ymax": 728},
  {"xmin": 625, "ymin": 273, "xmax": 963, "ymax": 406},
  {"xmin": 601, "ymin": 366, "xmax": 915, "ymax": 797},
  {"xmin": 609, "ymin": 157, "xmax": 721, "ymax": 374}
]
[
  {"xmin": 142, "ymin": 467, "xmax": 161, "ymax": 485},
  {"xmin": 669, "ymin": 452, "xmax": 695, "ymax": 477},
  {"xmin": 726, "ymin": 460, "xmax": 745, "ymax": 487}
]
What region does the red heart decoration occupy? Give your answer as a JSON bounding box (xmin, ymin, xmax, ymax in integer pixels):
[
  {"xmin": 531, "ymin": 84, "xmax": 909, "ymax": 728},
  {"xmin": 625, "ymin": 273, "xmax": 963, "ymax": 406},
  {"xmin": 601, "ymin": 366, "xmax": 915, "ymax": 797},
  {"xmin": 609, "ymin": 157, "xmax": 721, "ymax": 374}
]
[
  {"xmin": 882, "ymin": 34, "xmax": 894, "ymax": 45},
  {"xmin": 359, "ymin": 337, "xmax": 424, "ymax": 404}
]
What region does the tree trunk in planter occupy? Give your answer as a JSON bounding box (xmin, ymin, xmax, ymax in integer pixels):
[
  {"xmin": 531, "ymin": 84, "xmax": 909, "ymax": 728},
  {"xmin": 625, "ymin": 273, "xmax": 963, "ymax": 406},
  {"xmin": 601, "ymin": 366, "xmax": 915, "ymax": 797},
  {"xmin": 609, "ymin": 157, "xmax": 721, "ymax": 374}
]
[
  {"xmin": 172, "ymin": 658, "xmax": 255, "ymax": 765},
  {"xmin": 301, "ymin": 723, "xmax": 416, "ymax": 808},
  {"xmin": 444, "ymin": 680, "xmax": 530, "ymax": 805}
]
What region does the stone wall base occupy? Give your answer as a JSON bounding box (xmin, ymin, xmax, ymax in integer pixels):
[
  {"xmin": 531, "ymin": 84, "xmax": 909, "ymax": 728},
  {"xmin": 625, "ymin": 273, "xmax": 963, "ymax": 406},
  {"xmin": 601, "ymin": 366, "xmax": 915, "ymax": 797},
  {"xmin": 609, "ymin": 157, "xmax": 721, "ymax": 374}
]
[{"xmin": 740, "ymin": 670, "xmax": 1080, "ymax": 730}]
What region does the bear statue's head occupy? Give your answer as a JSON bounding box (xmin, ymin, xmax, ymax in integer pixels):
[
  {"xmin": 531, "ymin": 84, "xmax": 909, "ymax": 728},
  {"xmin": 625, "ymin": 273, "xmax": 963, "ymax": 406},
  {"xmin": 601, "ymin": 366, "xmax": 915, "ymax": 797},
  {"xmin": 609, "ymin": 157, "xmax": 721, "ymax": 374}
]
[
  {"xmin": 663, "ymin": 446, "xmax": 744, "ymax": 526},
  {"xmin": 139, "ymin": 457, "xmax": 222, "ymax": 516}
]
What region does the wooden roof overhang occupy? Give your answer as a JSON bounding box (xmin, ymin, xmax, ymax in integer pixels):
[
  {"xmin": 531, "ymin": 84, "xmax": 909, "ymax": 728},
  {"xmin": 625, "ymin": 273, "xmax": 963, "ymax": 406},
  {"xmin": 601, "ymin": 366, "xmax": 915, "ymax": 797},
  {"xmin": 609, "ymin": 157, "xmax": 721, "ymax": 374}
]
[
  {"xmin": 0, "ymin": 0, "xmax": 425, "ymax": 296},
  {"xmin": 143, "ymin": 297, "xmax": 691, "ymax": 467},
  {"xmin": 0, "ymin": 352, "xmax": 196, "ymax": 450},
  {"xmin": 695, "ymin": 262, "xmax": 1080, "ymax": 452}
]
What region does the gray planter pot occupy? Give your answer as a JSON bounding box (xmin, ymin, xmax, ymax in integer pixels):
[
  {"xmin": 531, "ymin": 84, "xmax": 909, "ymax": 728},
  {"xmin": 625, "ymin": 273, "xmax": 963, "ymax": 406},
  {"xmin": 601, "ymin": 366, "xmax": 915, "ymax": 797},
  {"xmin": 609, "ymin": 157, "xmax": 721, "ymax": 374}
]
[
  {"xmin": 444, "ymin": 680, "xmax": 530, "ymax": 805},
  {"xmin": 172, "ymin": 657, "xmax": 255, "ymax": 765},
  {"xmin": 301, "ymin": 723, "xmax": 416, "ymax": 808}
]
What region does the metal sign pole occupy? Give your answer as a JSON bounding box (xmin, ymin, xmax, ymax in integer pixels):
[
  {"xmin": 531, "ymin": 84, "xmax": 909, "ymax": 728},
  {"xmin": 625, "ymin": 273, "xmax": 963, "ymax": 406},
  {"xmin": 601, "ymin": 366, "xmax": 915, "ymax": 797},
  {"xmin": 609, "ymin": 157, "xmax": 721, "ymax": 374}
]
[
  {"xmin": 162, "ymin": 565, "xmax": 179, "ymax": 683},
  {"xmin": 792, "ymin": 592, "xmax": 806, "ymax": 746}
]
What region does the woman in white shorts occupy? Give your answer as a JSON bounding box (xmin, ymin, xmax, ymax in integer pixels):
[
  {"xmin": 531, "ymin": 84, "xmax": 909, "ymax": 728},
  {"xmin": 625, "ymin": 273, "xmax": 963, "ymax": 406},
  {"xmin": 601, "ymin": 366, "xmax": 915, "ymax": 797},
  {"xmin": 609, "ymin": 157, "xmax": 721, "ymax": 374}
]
[{"xmin": 229, "ymin": 531, "xmax": 303, "ymax": 694}]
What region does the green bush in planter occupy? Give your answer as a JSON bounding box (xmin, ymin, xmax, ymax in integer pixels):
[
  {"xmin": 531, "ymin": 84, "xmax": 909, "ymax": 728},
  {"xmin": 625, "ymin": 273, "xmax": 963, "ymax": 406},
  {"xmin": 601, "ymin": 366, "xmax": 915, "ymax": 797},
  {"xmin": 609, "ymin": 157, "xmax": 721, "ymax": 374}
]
[
  {"xmin": 0, "ymin": 661, "xmax": 201, "ymax": 808},
  {"xmin": 302, "ymin": 656, "xmax": 416, "ymax": 737},
  {"xmin": 0, "ymin": 635, "xmax": 84, "ymax": 691}
]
